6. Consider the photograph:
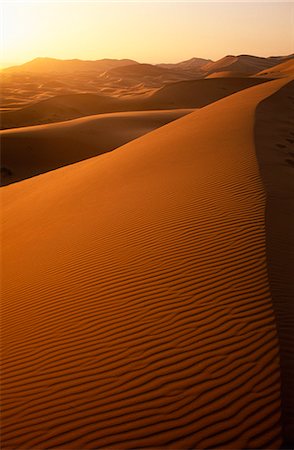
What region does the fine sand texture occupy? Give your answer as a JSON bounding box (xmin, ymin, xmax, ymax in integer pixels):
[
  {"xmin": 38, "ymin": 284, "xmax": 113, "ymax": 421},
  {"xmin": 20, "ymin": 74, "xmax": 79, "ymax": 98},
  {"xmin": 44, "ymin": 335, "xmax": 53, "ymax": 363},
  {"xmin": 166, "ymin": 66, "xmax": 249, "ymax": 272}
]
[
  {"xmin": 255, "ymin": 79, "xmax": 294, "ymax": 446},
  {"xmin": 1, "ymin": 109, "xmax": 193, "ymax": 185},
  {"xmin": 1, "ymin": 78, "xmax": 289, "ymax": 449}
]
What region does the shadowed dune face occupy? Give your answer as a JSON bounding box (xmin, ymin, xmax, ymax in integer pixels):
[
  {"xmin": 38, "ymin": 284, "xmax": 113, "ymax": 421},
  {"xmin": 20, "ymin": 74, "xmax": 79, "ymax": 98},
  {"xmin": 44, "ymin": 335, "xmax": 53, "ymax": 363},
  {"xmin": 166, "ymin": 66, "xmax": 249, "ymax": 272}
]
[
  {"xmin": 255, "ymin": 80, "xmax": 294, "ymax": 446},
  {"xmin": 0, "ymin": 77, "xmax": 267, "ymax": 130},
  {"xmin": 1, "ymin": 79, "xmax": 289, "ymax": 449},
  {"xmin": 0, "ymin": 109, "xmax": 194, "ymax": 185}
]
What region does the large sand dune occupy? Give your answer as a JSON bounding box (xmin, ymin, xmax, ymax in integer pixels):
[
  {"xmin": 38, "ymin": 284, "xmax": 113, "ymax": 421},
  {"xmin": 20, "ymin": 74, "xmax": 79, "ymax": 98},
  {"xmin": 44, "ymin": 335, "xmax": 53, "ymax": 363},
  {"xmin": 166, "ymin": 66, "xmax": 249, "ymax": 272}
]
[
  {"xmin": 1, "ymin": 109, "xmax": 193, "ymax": 185},
  {"xmin": 0, "ymin": 77, "xmax": 267, "ymax": 130},
  {"xmin": 203, "ymin": 54, "xmax": 292, "ymax": 77},
  {"xmin": 2, "ymin": 78, "xmax": 290, "ymax": 449}
]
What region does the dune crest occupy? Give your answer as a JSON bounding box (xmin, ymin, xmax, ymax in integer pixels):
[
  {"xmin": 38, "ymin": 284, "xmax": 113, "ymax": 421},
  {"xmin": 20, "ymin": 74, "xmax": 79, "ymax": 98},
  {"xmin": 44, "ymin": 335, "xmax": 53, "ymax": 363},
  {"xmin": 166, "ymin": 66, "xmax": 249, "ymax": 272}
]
[
  {"xmin": 1, "ymin": 78, "xmax": 289, "ymax": 449},
  {"xmin": 0, "ymin": 109, "xmax": 194, "ymax": 185}
]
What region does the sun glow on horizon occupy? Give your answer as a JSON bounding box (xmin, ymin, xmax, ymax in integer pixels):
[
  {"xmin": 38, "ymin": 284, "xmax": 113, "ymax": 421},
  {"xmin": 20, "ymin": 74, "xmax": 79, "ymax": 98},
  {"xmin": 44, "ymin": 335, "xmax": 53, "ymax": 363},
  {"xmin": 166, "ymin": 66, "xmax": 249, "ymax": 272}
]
[{"xmin": 1, "ymin": 1, "xmax": 293, "ymax": 69}]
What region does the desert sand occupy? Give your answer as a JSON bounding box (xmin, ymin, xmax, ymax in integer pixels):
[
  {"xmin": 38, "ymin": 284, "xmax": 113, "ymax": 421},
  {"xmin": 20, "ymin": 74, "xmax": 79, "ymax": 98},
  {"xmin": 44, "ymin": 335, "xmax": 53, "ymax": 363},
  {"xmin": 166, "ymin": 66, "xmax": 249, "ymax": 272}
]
[
  {"xmin": 2, "ymin": 76, "xmax": 292, "ymax": 449},
  {"xmin": 0, "ymin": 77, "xmax": 266, "ymax": 129}
]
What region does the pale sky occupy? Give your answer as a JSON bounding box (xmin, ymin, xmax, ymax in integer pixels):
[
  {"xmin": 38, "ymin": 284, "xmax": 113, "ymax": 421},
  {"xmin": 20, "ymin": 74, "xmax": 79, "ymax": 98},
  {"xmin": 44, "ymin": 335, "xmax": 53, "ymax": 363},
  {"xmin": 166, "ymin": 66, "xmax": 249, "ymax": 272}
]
[{"xmin": 1, "ymin": 1, "xmax": 293, "ymax": 68}]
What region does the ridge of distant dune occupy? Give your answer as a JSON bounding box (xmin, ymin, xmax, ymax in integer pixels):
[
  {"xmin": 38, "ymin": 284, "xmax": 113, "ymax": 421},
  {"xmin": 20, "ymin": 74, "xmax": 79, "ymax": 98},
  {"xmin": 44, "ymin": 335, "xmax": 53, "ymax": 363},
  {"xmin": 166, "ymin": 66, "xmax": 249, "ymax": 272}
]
[
  {"xmin": 203, "ymin": 54, "xmax": 293, "ymax": 76},
  {"xmin": 255, "ymin": 59, "xmax": 294, "ymax": 78},
  {"xmin": 104, "ymin": 63, "xmax": 174, "ymax": 78},
  {"xmin": 0, "ymin": 77, "xmax": 267, "ymax": 129},
  {"xmin": 255, "ymin": 80, "xmax": 294, "ymax": 446},
  {"xmin": 1, "ymin": 78, "xmax": 289, "ymax": 449},
  {"xmin": 0, "ymin": 109, "xmax": 194, "ymax": 185},
  {"xmin": 2, "ymin": 57, "xmax": 139, "ymax": 74},
  {"xmin": 157, "ymin": 57, "xmax": 212, "ymax": 72}
]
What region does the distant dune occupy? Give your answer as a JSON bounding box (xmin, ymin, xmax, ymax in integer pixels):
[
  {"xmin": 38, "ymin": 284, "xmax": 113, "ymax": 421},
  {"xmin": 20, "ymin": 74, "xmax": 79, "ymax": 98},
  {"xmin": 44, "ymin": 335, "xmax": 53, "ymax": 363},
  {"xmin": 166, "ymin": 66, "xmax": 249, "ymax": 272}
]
[
  {"xmin": 3, "ymin": 57, "xmax": 139, "ymax": 74},
  {"xmin": 157, "ymin": 57, "xmax": 212, "ymax": 74},
  {"xmin": 104, "ymin": 63, "xmax": 176, "ymax": 78},
  {"xmin": 1, "ymin": 109, "xmax": 193, "ymax": 185},
  {"xmin": 0, "ymin": 93, "xmax": 123, "ymax": 129},
  {"xmin": 1, "ymin": 54, "xmax": 292, "ymax": 113},
  {"xmin": 203, "ymin": 54, "xmax": 292, "ymax": 77},
  {"xmin": 255, "ymin": 59, "xmax": 294, "ymax": 78},
  {"xmin": 0, "ymin": 77, "xmax": 267, "ymax": 129},
  {"xmin": 2, "ymin": 77, "xmax": 290, "ymax": 449}
]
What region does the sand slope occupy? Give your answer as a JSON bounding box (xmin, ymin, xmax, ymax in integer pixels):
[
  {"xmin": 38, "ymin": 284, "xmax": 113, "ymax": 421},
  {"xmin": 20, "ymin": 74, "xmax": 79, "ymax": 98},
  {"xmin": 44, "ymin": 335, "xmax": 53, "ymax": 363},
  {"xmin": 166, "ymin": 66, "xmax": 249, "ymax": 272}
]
[
  {"xmin": 255, "ymin": 80, "xmax": 294, "ymax": 445},
  {"xmin": 1, "ymin": 109, "xmax": 193, "ymax": 185},
  {"xmin": 1, "ymin": 78, "xmax": 288, "ymax": 449},
  {"xmin": 0, "ymin": 77, "xmax": 267, "ymax": 129},
  {"xmin": 203, "ymin": 55, "xmax": 292, "ymax": 77},
  {"xmin": 255, "ymin": 59, "xmax": 294, "ymax": 79}
]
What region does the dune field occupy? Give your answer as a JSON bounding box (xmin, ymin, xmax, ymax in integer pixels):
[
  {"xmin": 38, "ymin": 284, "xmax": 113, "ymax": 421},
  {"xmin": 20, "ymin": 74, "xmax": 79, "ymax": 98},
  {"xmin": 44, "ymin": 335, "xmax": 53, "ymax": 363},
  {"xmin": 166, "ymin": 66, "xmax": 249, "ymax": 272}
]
[
  {"xmin": 0, "ymin": 77, "xmax": 267, "ymax": 130},
  {"xmin": 2, "ymin": 67, "xmax": 293, "ymax": 450},
  {"xmin": 1, "ymin": 54, "xmax": 291, "ymax": 113}
]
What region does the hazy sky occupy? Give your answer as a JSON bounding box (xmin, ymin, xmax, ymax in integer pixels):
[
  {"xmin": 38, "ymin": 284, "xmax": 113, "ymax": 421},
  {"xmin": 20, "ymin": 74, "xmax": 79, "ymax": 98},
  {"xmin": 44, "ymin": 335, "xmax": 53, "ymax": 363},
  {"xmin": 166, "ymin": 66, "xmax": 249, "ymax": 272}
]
[{"xmin": 1, "ymin": 1, "xmax": 293, "ymax": 68}]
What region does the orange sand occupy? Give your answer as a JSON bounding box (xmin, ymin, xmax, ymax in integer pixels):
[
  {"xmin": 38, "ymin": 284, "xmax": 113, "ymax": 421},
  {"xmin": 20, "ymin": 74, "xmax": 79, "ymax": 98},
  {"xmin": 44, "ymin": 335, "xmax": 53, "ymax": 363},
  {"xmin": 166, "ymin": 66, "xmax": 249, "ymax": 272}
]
[
  {"xmin": 1, "ymin": 78, "xmax": 290, "ymax": 449},
  {"xmin": 1, "ymin": 109, "xmax": 193, "ymax": 185}
]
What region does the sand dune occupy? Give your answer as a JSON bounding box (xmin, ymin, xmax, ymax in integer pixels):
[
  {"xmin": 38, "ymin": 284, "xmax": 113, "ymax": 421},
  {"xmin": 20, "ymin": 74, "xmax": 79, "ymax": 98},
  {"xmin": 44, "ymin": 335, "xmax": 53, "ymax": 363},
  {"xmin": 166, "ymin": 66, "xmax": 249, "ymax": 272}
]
[
  {"xmin": 157, "ymin": 57, "xmax": 211, "ymax": 73},
  {"xmin": 255, "ymin": 80, "xmax": 294, "ymax": 445},
  {"xmin": 203, "ymin": 54, "xmax": 292, "ymax": 77},
  {"xmin": 3, "ymin": 57, "xmax": 139, "ymax": 74},
  {"xmin": 104, "ymin": 63, "xmax": 179, "ymax": 79},
  {"xmin": 255, "ymin": 58, "xmax": 294, "ymax": 78},
  {"xmin": 0, "ymin": 58, "xmax": 140, "ymax": 110},
  {"xmin": 147, "ymin": 77, "xmax": 267, "ymax": 108},
  {"xmin": 1, "ymin": 54, "xmax": 290, "ymax": 115},
  {"xmin": 0, "ymin": 93, "xmax": 122, "ymax": 129},
  {"xmin": 97, "ymin": 63, "xmax": 194, "ymax": 94},
  {"xmin": 206, "ymin": 71, "xmax": 250, "ymax": 79},
  {"xmin": 2, "ymin": 78, "xmax": 289, "ymax": 449},
  {"xmin": 1, "ymin": 109, "xmax": 193, "ymax": 185},
  {"xmin": 0, "ymin": 77, "xmax": 267, "ymax": 129}
]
